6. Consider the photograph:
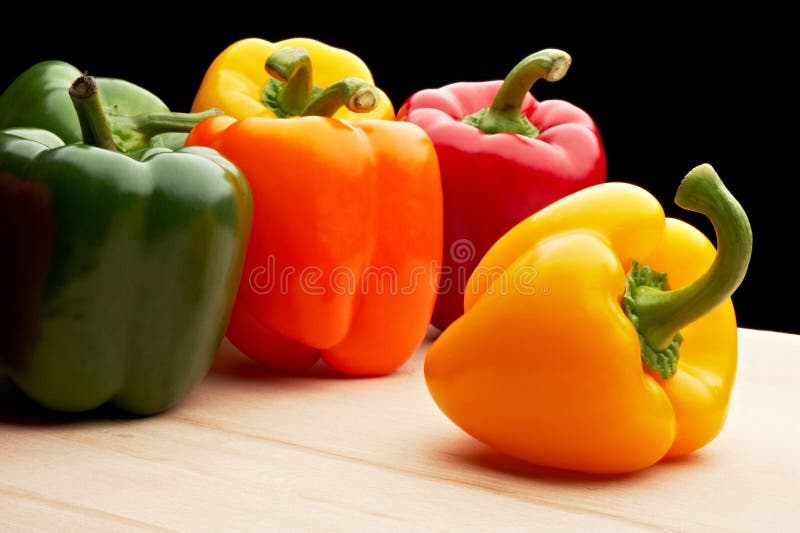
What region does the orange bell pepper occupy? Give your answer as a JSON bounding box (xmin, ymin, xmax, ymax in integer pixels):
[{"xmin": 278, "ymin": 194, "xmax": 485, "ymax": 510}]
[
  {"xmin": 186, "ymin": 92, "xmax": 442, "ymax": 374},
  {"xmin": 425, "ymin": 164, "xmax": 752, "ymax": 473}
]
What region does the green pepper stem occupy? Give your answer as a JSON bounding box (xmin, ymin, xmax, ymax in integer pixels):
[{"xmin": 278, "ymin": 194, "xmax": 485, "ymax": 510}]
[
  {"xmin": 265, "ymin": 47, "xmax": 313, "ymax": 116},
  {"xmin": 110, "ymin": 108, "xmax": 220, "ymax": 140},
  {"xmin": 631, "ymin": 164, "xmax": 753, "ymax": 351},
  {"xmin": 300, "ymin": 78, "xmax": 379, "ymax": 117},
  {"xmin": 70, "ymin": 74, "xmax": 218, "ymax": 153},
  {"xmin": 69, "ymin": 74, "xmax": 117, "ymax": 151},
  {"xmin": 463, "ymin": 49, "xmax": 571, "ymax": 136},
  {"xmin": 108, "ymin": 108, "xmax": 222, "ymax": 153}
]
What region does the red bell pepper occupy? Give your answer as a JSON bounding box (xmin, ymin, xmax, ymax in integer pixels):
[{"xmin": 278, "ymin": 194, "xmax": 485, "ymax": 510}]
[{"xmin": 398, "ymin": 49, "xmax": 606, "ymax": 330}]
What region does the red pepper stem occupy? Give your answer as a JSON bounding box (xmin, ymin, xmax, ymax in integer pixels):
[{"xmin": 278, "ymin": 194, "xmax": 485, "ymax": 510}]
[
  {"xmin": 265, "ymin": 47, "xmax": 313, "ymax": 116},
  {"xmin": 631, "ymin": 164, "xmax": 753, "ymax": 351},
  {"xmin": 466, "ymin": 49, "xmax": 572, "ymax": 136},
  {"xmin": 69, "ymin": 74, "xmax": 117, "ymax": 151},
  {"xmin": 301, "ymin": 78, "xmax": 379, "ymax": 117}
]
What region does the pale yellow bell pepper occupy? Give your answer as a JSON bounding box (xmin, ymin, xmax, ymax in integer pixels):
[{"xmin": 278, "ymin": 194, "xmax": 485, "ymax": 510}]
[{"xmin": 192, "ymin": 37, "xmax": 394, "ymax": 121}]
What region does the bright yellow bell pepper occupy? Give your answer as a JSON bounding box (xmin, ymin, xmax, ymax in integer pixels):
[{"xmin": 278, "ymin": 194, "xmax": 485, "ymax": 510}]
[
  {"xmin": 192, "ymin": 37, "xmax": 394, "ymax": 121},
  {"xmin": 425, "ymin": 164, "xmax": 753, "ymax": 473}
]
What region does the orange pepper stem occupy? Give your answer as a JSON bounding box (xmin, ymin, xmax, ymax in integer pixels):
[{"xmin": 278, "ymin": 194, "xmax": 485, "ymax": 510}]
[
  {"xmin": 265, "ymin": 47, "xmax": 313, "ymax": 116},
  {"xmin": 462, "ymin": 49, "xmax": 571, "ymax": 137},
  {"xmin": 69, "ymin": 73, "xmax": 117, "ymax": 151},
  {"xmin": 300, "ymin": 78, "xmax": 379, "ymax": 117},
  {"xmin": 630, "ymin": 164, "xmax": 753, "ymax": 353}
]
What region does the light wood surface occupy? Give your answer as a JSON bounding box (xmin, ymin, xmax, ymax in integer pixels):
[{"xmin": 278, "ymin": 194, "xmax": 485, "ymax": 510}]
[{"xmin": 2, "ymin": 328, "xmax": 798, "ymax": 532}]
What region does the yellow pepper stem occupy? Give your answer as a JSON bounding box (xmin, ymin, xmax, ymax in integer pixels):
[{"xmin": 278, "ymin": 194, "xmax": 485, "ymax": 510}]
[
  {"xmin": 263, "ymin": 47, "xmax": 379, "ymax": 118},
  {"xmin": 462, "ymin": 49, "xmax": 571, "ymax": 137},
  {"xmin": 265, "ymin": 47, "xmax": 314, "ymax": 116},
  {"xmin": 301, "ymin": 78, "xmax": 379, "ymax": 117},
  {"xmin": 630, "ymin": 164, "xmax": 753, "ymax": 354}
]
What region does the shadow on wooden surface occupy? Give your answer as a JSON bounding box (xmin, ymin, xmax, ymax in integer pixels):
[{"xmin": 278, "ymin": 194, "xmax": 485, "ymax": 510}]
[
  {"xmin": 0, "ymin": 382, "xmax": 138, "ymax": 427},
  {"xmin": 209, "ymin": 338, "xmax": 343, "ymax": 381},
  {"xmin": 434, "ymin": 433, "xmax": 710, "ymax": 484},
  {"xmin": 0, "ymin": 335, "xmax": 378, "ymax": 426},
  {"xmin": 209, "ymin": 336, "xmax": 421, "ymax": 381}
]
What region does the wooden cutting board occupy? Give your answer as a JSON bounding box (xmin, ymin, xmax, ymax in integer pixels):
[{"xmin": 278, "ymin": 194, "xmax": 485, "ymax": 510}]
[{"xmin": 2, "ymin": 328, "xmax": 798, "ymax": 531}]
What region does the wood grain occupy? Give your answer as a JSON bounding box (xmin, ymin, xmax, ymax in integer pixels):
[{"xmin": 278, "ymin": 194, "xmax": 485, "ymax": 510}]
[{"xmin": 2, "ymin": 328, "xmax": 798, "ymax": 532}]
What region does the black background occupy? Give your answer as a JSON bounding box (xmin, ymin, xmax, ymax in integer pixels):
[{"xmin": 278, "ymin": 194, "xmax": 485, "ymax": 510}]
[{"xmin": 2, "ymin": 13, "xmax": 796, "ymax": 333}]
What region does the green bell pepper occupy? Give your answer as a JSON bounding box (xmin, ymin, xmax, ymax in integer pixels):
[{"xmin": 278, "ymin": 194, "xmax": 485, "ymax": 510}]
[
  {"xmin": 0, "ymin": 60, "xmax": 218, "ymax": 151},
  {"xmin": 0, "ymin": 74, "xmax": 253, "ymax": 414}
]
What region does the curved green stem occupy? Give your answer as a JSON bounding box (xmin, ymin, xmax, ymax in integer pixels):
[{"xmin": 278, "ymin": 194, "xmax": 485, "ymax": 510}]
[
  {"xmin": 70, "ymin": 74, "xmax": 220, "ymax": 153},
  {"xmin": 463, "ymin": 49, "xmax": 571, "ymax": 136},
  {"xmin": 115, "ymin": 109, "xmax": 220, "ymax": 137},
  {"xmin": 69, "ymin": 74, "xmax": 117, "ymax": 151},
  {"xmin": 631, "ymin": 164, "xmax": 753, "ymax": 352},
  {"xmin": 301, "ymin": 78, "xmax": 379, "ymax": 117},
  {"xmin": 264, "ymin": 47, "xmax": 313, "ymax": 116},
  {"xmin": 108, "ymin": 108, "xmax": 221, "ymax": 153}
]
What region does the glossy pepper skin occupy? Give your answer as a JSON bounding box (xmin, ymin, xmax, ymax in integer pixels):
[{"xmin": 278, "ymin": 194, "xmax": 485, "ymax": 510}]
[
  {"xmin": 0, "ymin": 60, "xmax": 215, "ymax": 150},
  {"xmin": 192, "ymin": 37, "xmax": 394, "ymax": 121},
  {"xmin": 425, "ymin": 165, "xmax": 752, "ymax": 473},
  {"xmin": 398, "ymin": 49, "xmax": 606, "ymax": 330},
  {"xmin": 186, "ymin": 114, "xmax": 442, "ymax": 375},
  {"xmin": 0, "ymin": 76, "xmax": 252, "ymax": 414}
]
